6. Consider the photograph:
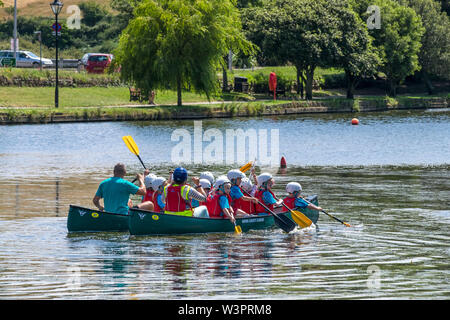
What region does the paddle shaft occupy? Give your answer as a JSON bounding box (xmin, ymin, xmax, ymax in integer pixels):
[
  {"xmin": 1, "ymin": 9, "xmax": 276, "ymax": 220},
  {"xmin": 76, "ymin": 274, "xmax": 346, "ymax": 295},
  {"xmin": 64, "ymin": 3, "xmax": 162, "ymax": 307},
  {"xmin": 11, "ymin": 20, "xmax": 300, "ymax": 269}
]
[
  {"xmin": 242, "ymin": 190, "xmax": 278, "ymax": 217},
  {"xmin": 137, "ymin": 155, "xmax": 147, "ymax": 170},
  {"xmin": 242, "ymin": 189, "xmax": 295, "ymax": 232},
  {"xmin": 300, "ymin": 196, "xmax": 351, "ymax": 227}
]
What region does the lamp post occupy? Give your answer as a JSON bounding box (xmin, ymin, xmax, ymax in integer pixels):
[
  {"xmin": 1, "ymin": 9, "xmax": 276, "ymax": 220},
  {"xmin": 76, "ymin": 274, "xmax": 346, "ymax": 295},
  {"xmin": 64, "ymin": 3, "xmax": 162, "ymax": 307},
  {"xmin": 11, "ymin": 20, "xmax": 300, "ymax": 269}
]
[{"xmin": 50, "ymin": 0, "xmax": 63, "ymax": 108}]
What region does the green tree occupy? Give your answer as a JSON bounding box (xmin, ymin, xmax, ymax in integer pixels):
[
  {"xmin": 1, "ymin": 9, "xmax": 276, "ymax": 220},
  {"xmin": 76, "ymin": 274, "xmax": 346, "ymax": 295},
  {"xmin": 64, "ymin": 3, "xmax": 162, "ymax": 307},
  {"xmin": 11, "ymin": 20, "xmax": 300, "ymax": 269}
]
[
  {"xmin": 79, "ymin": 1, "xmax": 109, "ymax": 27},
  {"xmin": 236, "ymin": 0, "xmax": 263, "ymax": 8},
  {"xmin": 438, "ymin": 0, "xmax": 450, "ymax": 15},
  {"xmin": 243, "ymin": 0, "xmax": 373, "ymax": 100},
  {"xmin": 356, "ymin": 0, "xmax": 425, "ymax": 96},
  {"xmin": 110, "ymin": 0, "xmax": 143, "ymax": 29},
  {"xmin": 401, "ymin": 0, "xmax": 450, "ymax": 94},
  {"xmin": 336, "ymin": 1, "xmax": 381, "ymax": 99},
  {"xmin": 115, "ymin": 0, "xmax": 253, "ymax": 106}
]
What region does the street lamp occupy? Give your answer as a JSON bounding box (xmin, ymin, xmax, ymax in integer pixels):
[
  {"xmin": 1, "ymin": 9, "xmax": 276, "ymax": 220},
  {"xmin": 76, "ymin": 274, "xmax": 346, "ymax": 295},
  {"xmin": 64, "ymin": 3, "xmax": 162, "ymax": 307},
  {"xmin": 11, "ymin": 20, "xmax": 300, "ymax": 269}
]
[{"xmin": 50, "ymin": 0, "xmax": 63, "ymax": 108}]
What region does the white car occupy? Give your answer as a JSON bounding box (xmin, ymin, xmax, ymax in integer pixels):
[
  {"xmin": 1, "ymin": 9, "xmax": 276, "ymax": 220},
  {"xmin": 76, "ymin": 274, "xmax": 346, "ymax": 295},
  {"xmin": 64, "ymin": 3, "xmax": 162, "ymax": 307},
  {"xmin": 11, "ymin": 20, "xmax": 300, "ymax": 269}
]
[{"xmin": 0, "ymin": 50, "xmax": 53, "ymax": 68}]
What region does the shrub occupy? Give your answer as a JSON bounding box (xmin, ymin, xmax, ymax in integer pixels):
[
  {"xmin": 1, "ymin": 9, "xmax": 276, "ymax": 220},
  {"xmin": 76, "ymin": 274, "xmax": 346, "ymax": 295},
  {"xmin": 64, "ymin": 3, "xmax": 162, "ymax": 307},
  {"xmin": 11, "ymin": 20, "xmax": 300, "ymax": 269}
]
[{"xmin": 247, "ymin": 71, "xmax": 293, "ymax": 93}]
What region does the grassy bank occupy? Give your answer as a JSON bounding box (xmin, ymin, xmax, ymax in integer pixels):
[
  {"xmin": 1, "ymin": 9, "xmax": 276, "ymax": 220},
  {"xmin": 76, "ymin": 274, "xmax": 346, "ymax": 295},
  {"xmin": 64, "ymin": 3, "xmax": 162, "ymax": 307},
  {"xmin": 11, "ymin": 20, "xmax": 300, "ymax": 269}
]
[
  {"xmin": 0, "ymin": 94, "xmax": 447, "ymax": 124},
  {"xmin": 0, "ymin": 86, "xmax": 260, "ymax": 108}
]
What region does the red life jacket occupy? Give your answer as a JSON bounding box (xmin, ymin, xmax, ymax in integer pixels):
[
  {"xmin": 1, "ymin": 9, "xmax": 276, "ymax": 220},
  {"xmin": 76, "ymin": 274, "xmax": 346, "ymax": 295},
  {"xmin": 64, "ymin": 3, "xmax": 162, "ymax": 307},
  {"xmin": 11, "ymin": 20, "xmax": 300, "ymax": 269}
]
[
  {"xmin": 255, "ymin": 189, "xmax": 277, "ymax": 213},
  {"xmin": 232, "ymin": 186, "xmax": 255, "ymax": 214},
  {"xmin": 206, "ymin": 191, "xmax": 232, "ymax": 218},
  {"xmin": 164, "ymin": 184, "xmax": 192, "ymax": 214},
  {"xmin": 282, "ymin": 196, "xmax": 296, "ymax": 212},
  {"xmin": 152, "ymin": 191, "xmax": 163, "ymax": 213},
  {"xmin": 143, "ymin": 189, "xmax": 154, "ymax": 202}
]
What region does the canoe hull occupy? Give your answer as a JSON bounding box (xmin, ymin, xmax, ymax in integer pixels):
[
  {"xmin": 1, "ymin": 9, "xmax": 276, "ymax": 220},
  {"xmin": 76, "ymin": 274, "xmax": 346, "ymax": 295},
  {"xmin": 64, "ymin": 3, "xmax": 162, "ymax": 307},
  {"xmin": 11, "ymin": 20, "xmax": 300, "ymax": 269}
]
[
  {"xmin": 67, "ymin": 195, "xmax": 320, "ymax": 234},
  {"xmin": 128, "ymin": 195, "xmax": 320, "ymax": 236},
  {"xmin": 67, "ymin": 205, "xmax": 129, "ymax": 232},
  {"xmin": 128, "ymin": 209, "xmax": 280, "ymax": 235}
]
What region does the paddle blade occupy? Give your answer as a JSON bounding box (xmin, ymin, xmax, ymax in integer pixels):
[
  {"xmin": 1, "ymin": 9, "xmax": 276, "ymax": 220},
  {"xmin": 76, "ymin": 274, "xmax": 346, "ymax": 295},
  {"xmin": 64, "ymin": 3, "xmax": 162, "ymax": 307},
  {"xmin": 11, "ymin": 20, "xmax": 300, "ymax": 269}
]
[
  {"xmin": 122, "ymin": 135, "xmax": 140, "ymax": 156},
  {"xmin": 239, "ymin": 161, "xmax": 253, "ymax": 173},
  {"xmin": 234, "ymin": 222, "xmax": 242, "ymax": 234},
  {"xmin": 291, "ymin": 210, "xmax": 313, "ymax": 229},
  {"xmin": 273, "ymin": 213, "xmax": 296, "ymax": 233}
]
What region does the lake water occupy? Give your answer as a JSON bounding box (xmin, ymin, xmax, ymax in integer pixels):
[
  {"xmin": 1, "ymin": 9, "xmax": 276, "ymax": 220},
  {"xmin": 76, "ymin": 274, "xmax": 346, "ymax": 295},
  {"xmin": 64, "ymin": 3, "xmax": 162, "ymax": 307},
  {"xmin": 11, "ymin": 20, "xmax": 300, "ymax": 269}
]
[{"xmin": 0, "ymin": 109, "xmax": 449, "ymax": 299}]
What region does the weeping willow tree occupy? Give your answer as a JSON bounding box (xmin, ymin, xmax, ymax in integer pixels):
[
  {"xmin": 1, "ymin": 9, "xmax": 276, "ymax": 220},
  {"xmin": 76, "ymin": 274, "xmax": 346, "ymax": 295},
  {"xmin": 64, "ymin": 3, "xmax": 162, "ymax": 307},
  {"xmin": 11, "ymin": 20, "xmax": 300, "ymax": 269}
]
[{"xmin": 114, "ymin": 0, "xmax": 254, "ymax": 106}]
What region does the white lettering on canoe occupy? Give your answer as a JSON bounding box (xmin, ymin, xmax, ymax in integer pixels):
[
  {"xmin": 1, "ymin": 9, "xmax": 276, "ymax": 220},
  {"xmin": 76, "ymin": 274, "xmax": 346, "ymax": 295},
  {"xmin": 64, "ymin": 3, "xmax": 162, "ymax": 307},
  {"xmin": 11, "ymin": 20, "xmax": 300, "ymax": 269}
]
[{"xmin": 241, "ymin": 218, "xmax": 264, "ymax": 224}]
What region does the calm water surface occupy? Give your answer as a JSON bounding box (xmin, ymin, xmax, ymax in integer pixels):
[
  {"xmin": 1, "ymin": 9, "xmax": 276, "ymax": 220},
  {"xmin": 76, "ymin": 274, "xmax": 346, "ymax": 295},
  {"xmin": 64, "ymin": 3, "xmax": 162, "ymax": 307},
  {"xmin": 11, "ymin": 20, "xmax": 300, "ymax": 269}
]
[{"xmin": 0, "ymin": 109, "xmax": 449, "ymax": 299}]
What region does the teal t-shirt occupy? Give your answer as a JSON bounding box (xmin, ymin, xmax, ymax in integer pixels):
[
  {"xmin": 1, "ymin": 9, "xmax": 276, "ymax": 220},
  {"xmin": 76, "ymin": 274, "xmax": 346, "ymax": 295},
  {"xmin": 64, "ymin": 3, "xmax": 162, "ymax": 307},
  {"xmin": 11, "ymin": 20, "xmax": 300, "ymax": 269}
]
[{"xmin": 95, "ymin": 177, "xmax": 139, "ymax": 215}]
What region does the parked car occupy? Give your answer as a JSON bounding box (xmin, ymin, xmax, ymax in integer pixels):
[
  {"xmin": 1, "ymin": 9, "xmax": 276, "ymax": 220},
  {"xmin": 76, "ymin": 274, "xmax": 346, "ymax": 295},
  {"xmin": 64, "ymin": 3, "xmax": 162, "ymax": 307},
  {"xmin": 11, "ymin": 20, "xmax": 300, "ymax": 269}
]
[
  {"xmin": 79, "ymin": 53, "xmax": 114, "ymax": 72},
  {"xmin": 0, "ymin": 50, "xmax": 53, "ymax": 68}
]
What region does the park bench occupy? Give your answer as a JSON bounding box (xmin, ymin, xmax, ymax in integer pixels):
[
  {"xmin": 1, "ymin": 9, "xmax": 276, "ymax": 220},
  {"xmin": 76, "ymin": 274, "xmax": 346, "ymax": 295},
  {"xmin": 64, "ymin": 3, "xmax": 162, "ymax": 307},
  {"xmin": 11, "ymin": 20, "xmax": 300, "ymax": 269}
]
[
  {"xmin": 269, "ymin": 86, "xmax": 286, "ymax": 97},
  {"xmin": 129, "ymin": 87, "xmax": 155, "ymax": 104}
]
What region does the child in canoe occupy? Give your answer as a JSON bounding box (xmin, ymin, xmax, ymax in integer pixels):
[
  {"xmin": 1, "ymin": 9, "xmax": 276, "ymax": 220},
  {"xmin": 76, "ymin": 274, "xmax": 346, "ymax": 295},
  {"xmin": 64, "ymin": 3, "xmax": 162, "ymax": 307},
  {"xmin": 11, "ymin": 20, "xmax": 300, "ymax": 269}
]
[
  {"xmin": 191, "ymin": 178, "xmax": 211, "ymax": 208},
  {"xmin": 143, "ymin": 172, "xmax": 157, "ymax": 203},
  {"xmin": 227, "ymin": 169, "xmax": 258, "ymax": 215},
  {"xmin": 254, "ymin": 172, "xmax": 283, "ymax": 215},
  {"xmin": 239, "ymin": 177, "xmax": 258, "ymax": 214},
  {"xmin": 227, "ymin": 169, "xmax": 258, "ymax": 214},
  {"xmin": 282, "ymin": 182, "xmax": 322, "ymax": 212},
  {"xmin": 151, "ymin": 176, "xmax": 167, "ymax": 213},
  {"xmin": 199, "ymin": 171, "xmax": 215, "ymax": 187},
  {"xmin": 206, "ymin": 176, "xmax": 250, "ymax": 223}
]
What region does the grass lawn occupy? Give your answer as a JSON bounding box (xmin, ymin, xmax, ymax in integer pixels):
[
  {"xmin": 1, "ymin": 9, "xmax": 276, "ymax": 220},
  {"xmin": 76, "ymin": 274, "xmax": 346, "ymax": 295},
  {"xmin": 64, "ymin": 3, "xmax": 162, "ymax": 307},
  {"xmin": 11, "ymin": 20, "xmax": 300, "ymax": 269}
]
[
  {"xmin": 0, "ymin": 86, "xmax": 260, "ymax": 108},
  {"xmin": 229, "ymin": 65, "xmax": 345, "ymax": 81}
]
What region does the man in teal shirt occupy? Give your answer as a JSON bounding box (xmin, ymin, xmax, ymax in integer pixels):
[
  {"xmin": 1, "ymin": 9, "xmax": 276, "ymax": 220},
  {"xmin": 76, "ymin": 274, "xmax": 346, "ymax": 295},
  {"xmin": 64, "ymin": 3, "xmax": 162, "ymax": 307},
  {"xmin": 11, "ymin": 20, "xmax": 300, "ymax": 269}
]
[{"xmin": 93, "ymin": 163, "xmax": 154, "ymax": 214}]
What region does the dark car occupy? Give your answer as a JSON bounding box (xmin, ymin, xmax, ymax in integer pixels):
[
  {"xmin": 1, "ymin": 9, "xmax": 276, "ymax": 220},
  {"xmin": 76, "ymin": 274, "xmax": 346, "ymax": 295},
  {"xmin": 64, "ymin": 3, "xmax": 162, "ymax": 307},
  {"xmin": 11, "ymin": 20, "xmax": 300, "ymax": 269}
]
[{"xmin": 85, "ymin": 54, "xmax": 112, "ymax": 73}]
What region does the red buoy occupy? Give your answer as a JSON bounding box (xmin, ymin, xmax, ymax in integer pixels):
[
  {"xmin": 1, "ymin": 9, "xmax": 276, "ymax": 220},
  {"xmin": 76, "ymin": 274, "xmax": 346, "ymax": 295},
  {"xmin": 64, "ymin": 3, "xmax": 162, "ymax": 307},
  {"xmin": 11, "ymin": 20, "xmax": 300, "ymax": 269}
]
[
  {"xmin": 280, "ymin": 156, "xmax": 287, "ymax": 168},
  {"xmin": 351, "ymin": 118, "xmax": 359, "ymax": 125}
]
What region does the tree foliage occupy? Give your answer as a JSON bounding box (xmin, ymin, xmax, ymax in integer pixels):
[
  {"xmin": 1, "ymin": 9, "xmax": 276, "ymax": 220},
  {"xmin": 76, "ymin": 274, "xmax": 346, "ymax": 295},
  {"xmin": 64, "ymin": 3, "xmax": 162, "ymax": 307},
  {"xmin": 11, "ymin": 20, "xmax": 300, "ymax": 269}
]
[
  {"xmin": 367, "ymin": 0, "xmax": 425, "ymax": 96},
  {"xmin": 243, "ymin": 0, "xmax": 379, "ymax": 99},
  {"xmin": 79, "ymin": 1, "xmax": 109, "ymax": 27},
  {"xmin": 401, "ymin": 0, "xmax": 450, "ymax": 93},
  {"xmin": 115, "ymin": 0, "xmax": 254, "ymax": 106}
]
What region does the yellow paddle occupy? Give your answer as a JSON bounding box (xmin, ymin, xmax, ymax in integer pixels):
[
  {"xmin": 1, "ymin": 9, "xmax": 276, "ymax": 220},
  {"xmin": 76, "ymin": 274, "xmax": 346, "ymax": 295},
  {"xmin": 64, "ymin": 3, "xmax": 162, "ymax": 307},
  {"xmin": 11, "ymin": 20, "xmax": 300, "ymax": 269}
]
[
  {"xmin": 280, "ymin": 202, "xmax": 313, "ymax": 229},
  {"xmin": 122, "ymin": 136, "xmax": 147, "ymax": 169},
  {"xmin": 234, "ymin": 222, "xmax": 242, "ymax": 234},
  {"xmin": 239, "ymin": 160, "xmax": 254, "ymax": 173},
  {"xmin": 238, "ymin": 160, "xmax": 313, "ymax": 229}
]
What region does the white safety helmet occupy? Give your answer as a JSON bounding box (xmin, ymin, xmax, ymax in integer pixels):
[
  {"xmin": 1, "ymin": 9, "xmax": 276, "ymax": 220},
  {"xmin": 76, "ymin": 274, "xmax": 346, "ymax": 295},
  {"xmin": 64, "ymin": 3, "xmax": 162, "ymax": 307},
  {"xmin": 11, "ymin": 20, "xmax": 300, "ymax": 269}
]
[
  {"xmin": 199, "ymin": 178, "xmax": 211, "ymax": 189},
  {"xmin": 213, "ymin": 175, "xmax": 231, "ymax": 189},
  {"xmin": 199, "ymin": 172, "xmax": 215, "ymax": 185},
  {"xmin": 151, "ymin": 177, "xmax": 166, "ymax": 191},
  {"xmin": 227, "ymin": 169, "xmax": 246, "ymax": 182},
  {"xmin": 257, "ymin": 172, "xmax": 273, "ymax": 186},
  {"xmin": 144, "ymin": 173, "xmax": 157, "ymax": 189},
  {"xmin": 286, "ymin": 182, "xmax": 302, "ymax": 194},
  {"xmin": 240, "ymin": 177, "xmax": 253, "ymax": 193}
]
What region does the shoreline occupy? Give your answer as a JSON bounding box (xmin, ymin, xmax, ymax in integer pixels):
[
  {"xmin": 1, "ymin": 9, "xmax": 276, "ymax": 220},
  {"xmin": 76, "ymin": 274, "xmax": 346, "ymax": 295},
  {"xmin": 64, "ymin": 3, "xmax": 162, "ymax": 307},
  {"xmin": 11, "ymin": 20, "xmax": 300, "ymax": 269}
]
[{"xmin": 0, "ymin": 95, "xmax": 448, "ymax": 125}]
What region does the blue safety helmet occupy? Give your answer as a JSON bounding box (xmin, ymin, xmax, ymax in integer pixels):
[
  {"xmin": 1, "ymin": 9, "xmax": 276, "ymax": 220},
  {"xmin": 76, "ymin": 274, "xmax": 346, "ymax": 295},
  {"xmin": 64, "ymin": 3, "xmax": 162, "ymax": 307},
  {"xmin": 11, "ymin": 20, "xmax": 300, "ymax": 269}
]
[{"xmin": 173, "ymin": 167, "xmax": 188, "ymax": 183}]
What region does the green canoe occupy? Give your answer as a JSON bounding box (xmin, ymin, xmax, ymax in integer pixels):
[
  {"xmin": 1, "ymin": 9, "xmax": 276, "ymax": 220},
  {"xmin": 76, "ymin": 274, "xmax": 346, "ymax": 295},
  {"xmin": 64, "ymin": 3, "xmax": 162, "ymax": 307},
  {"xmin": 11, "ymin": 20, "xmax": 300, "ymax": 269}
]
[
  {"xmin": 67, "ymin": 195, "xmax": 320, "ymax": 234},
  {"xmin": 128, "ymin": 195, "xmax": 320, "ymax": 236},
  {"xmin": 67, "ymin": 205, "xmax": 129, "ymax": 232}
]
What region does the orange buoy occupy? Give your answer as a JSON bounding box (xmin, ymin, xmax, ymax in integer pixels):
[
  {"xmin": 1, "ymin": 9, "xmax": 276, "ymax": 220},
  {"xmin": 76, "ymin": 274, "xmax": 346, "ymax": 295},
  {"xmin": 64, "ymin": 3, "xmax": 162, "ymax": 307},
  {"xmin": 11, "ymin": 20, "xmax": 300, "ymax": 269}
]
[
  {"xmin": 280, "ymin": 156, "xmax": 287, "ymax": 168},
  {"xmin": 351, "ymin": 118, "xmax": 359, "ymax": 125}
]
